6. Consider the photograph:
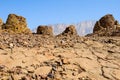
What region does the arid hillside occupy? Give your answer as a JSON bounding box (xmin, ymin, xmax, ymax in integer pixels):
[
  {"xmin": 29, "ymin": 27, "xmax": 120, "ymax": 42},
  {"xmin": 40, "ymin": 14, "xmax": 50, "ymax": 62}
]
[
  {"xmin": 0, "ymin": 14, "xmax": 120, "ymax": 80},
  {"xmin": 0, "ymin": 33, "xmax": 120, "ymax": 80}
]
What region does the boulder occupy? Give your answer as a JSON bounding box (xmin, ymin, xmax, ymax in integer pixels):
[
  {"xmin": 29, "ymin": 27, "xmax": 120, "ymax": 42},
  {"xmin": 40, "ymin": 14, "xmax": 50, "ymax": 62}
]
[
  {"xmin": 61, "ymin": 25, "xmax": 77, "ymax": 36},
  {"xmin": 37, "ymin": 25, "xmax": 53, "ymax": 36},
  {"xmin": 93, "ymin": 14, "xmax": 120, "ymax": 36},
  {"xmin": 2, "ymin": 14, "xmax": 31, "ymax": 34}
]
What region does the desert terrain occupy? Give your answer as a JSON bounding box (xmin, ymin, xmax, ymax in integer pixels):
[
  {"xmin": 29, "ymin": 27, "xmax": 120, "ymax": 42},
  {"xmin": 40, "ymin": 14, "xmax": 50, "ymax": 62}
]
[
  {"xmin": 0, "ymin": 34, "xmax": 120, "ymax": 80},
  {"xmin": 0, "ymin": 14, "xmax": 120, "ymax": 80}
]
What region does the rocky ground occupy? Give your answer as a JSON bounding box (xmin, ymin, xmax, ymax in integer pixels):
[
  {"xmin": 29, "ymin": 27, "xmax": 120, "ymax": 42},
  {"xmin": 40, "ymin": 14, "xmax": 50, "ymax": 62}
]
[{"xmin": 0, "ymin": 33, "xmax": 120, "ymax": 80}]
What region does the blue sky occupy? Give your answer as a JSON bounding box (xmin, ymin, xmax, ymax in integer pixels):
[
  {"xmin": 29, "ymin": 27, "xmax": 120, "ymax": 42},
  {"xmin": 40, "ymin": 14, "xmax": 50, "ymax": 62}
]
[{"xmin": 0, "ymin": 0, "xmax": 120, "ymax": 30}]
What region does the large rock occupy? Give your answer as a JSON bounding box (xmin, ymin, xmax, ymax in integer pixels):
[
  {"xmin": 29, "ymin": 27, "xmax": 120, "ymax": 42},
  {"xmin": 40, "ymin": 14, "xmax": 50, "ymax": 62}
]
[
  {"xmin": 93, "ymin": 14, "xmax": 120, "ymax": 36},
  {"xmin": 61, "ymin": 25, "xmax": 78, "ymax": 36},
  {"xmin": 2, "ymin": 14, "xmax": 31, "ymax": 34},
  {"xmin": 37, "ymin": 25, "xmax": 53, "ymax": 36}
]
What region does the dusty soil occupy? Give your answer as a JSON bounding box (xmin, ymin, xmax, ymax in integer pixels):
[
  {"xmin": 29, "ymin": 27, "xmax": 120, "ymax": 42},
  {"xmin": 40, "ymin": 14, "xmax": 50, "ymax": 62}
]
[{"xmin": 0, "ymin": 33, "xmax": 120, "ymax": 80}]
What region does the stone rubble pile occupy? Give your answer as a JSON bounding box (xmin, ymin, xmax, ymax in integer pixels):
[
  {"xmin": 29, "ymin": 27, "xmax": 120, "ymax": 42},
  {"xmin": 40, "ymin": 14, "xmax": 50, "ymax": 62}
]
[
  {"xmin": 87, "ymin": 14, "xmax": 120, "ymax": 36},
  {"xmin": 1, "ymin": 14, "xmax": 31, "ymax": 34}
]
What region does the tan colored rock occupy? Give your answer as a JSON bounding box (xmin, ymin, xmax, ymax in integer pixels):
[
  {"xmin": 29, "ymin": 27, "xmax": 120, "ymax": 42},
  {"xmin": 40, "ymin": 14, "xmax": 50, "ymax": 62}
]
[
  {"xmin": 93, "ymin": 14, "xmax": 115, "ymax": 33},
  {"xmin": 60, "ymin": 25, "xmax": 78, "ymax": 36},
  {"xmin": 103, "ymin": 67, "xmax": 120, "ymax": 80},
  {"xmin": 0, "ymin": 76, "xmax": 9, "ymax": 80},
  {"xmin": 11, "ymin": 74, "xmax": 25, "ymax": 80},
  {"xmin": 0, "ymin": 44, "xmax": 6, "ymax": 50},
  {"xmin": 37, "ymin": 25, "xmax": 53, "ymax": 36},
  {"xmin": 99, "ymin": 59, "xmax": 119, "ymax": 69},
  {"xmin": 0, "ymin": 18, "xmax": 3, "ymax": 26},
  {"xmin": 0, "ymin": 18, "xmax": 3, "ymax": 29},
  {"xmin": 26, "ymin": 67, "xmax": 35, "ymax": 73},
  {"xmin": 2, "ymin": 14, "xmax": 31, "ymax": 34},
  {"xmin": 77, "ymin": 72, "xmax": 107, "ymax": 80},
  {"xmin": 93, "ymin": 14, "xmax": 120, "ymax": 36},
  {"xmin": 71, "ymin": 58, "xmax": 102, "ymax": 74},
  {"xmin": 62, "ymin": 58, "xmax": 70, "ymax": 64},
  {"xmin": 34, "ymin": 66, "xmax": 52, "ymax": 76}
]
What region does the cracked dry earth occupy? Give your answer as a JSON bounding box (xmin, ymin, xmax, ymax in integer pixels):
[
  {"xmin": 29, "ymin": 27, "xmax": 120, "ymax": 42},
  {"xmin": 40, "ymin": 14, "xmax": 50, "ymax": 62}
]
[{"xmin": 0, "ymin": 34, "xmax": 120, "ymax": 80}]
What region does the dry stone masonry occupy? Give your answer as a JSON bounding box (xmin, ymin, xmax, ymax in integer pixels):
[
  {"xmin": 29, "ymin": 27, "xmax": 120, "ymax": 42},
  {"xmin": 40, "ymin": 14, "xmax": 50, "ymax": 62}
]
[
  {"xmin": 37, "ymin": 25, "xmax": 53, "ymax": 36},
  {"xmin": 2, "ymin": 14, "xmax": 31, "ymax": 34},
  {"xmin": 57, "ymin": 25, "xmax": 78, "ymax": 37},
  {"xmin": 92, "ymin": 14, "xmax": 120, "ymax": 36}
]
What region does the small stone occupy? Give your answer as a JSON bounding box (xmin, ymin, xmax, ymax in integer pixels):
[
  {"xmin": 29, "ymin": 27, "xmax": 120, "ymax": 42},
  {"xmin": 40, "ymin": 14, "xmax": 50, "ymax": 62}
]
[
  {"xmin": 41, "ymin": 75, "xmax": 47, "ymax": 79},
  {"xmin": 1, "ymin": 53, "xmax": 8, "ymax": 55},
  {"xmin": 56, "ymin": 60, "xmax": 63, "ymax": 66},
  {"xmin": 52, "ymin": 66, "xmax": 57, "ymax": 71},
  {"xmin": 72, "ymin": 72, "xmax": 77, "ymax": 76},
  {"xmin": 1, "ymin": 76, "xmax": 9, "ymax": 80},
  {"xmin": 0, "ymin": 44, "xmax": 6, "ymax": 50},
  {"xmin": 0, "ymin": 65, "xmax": 5, "ymax": 70},
  {"xmin": 9, "ymin": 43, "xmax": 14, "ymax": 48},
  {"xmin": 27, "ymin": 67, "xmax": 35, "ymax": 73},
  {"xmin": 62, "ymin": 58, "xmax": 70, "ymax": 64},
  {"xmin": 16, "ymin": 66, "xmax": 22, "ymax": 68},
  {"xmin": 10, "ymin": 74, "xmax": 24, "ymax": 80},
  {"xmin": 21, "ymin": 76, "xmax": 27, "ymax": 80},
  {"xmin": 34, "ymin": 66, "xmax": 52, "ymax": 76},
  {"xmin": 47, "ymin": 72, "xmax": 54, "ymax": 78},
  {"xmin": 32, "ymin": 74, "xmax": 37, "ymax": 79}
]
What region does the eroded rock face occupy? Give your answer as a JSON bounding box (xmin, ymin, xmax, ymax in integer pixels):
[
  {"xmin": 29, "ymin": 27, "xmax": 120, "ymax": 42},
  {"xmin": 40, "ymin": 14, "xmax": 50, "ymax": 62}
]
[
  {"xmin": 61, "ymin": 25, "xmax": 78, "ymax": 36},
  {"xmin": 2, "ymin": 14, "xmax": 31, "ymax": 34},
  {"xmin": 37, "ymin": 25, "xmax": 53, "ymax": 36},
  {"xmin": 93, "ymin": 14, "xmax": 120, "ymax": 36}
]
